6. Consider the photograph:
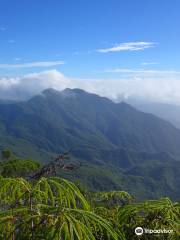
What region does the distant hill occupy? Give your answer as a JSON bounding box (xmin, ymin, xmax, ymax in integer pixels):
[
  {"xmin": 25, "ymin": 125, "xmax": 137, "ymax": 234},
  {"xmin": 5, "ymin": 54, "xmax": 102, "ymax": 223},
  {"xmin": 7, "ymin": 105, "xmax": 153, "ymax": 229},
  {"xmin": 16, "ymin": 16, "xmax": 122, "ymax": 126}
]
[
  {"xmin": 127, "ymin": 99, "xmax": 180, "ymax": 129},
  {"xmin": 0, "ymin": 88, "xmax": 180, "ymax": 200}
]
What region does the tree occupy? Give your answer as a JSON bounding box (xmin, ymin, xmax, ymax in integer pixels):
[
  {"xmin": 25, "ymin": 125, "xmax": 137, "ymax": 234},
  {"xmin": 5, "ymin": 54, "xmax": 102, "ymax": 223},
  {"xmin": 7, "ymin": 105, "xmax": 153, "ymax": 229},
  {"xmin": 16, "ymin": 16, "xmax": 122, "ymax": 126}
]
[
  {"xmin": 0, "ymin": 158, "xmax": 41, "ymax": 177},
  {"xmin": 1, "ymin": 149, "xmax": 12, "ymax": 160},
  {"xmin": 117, "ymin": 198, "xmax": 180, "ymax": 240},
  {"xmin": 93, "ymin": 191, "xmax": 133, "ymax": 208}
]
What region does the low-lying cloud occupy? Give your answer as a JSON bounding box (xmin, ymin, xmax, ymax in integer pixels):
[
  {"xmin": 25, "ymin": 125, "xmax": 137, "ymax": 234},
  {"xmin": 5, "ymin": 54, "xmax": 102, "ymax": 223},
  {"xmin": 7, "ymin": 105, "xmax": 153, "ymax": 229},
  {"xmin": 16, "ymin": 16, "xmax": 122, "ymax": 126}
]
[{"xmin": 0, "ymin": 69, "xmax": 180, "ymax": 105}]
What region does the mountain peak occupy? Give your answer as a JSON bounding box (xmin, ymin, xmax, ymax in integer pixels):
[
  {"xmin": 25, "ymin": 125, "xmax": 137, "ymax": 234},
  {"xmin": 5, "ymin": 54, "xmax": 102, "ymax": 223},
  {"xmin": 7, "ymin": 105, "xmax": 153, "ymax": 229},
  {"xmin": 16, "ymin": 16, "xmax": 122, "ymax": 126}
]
[
  {"xmin": 63, "ymin": 88, "xmax": 86, "ymax": 94},
  {"xmin": 42, "ymin": 88, "xmax": 60, "ymax": 95},
  {"xmin": 41, "ymin": 88, "xmax": 137, "ymax": 109},
  {"xmin": 42, "ymin": 88, "xmax": 87, "ymax": 95},
  {"xmin": 42, "ymin": 88, "xmax": 101, "ymax": 100},
  {"xmin": 1, "ymin": 86, "xmax": 180, "ymax": 199}
]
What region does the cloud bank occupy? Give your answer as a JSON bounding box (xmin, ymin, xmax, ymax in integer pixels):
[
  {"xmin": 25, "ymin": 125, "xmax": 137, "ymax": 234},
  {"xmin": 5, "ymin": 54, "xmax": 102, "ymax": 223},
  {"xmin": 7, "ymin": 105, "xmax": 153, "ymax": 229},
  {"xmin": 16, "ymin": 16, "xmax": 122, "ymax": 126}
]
[{"xmin": 0, "ymin": 69, "xmax": 180, "ymax": 105}]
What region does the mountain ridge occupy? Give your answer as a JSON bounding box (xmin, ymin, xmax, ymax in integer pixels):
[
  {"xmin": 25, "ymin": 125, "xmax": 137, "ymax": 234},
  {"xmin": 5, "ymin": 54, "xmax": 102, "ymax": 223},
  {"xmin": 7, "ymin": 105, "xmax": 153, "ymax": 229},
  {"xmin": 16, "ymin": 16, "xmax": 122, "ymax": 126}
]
[{"xmin": 0, "ymin": 88, "xmax": 180, "ymax": 199}]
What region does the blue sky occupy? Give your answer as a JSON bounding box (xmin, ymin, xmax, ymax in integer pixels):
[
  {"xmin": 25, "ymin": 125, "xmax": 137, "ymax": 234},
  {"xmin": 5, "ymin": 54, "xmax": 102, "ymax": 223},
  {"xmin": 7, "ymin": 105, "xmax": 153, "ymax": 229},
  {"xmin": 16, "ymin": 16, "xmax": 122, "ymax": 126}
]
[
  {"xmin": 0, "ymin": 0, "xmax": 180, "ymax": 104},
  {"xmin": 0, "ymin": 0, "xmax": 179, "ymax": 77}
]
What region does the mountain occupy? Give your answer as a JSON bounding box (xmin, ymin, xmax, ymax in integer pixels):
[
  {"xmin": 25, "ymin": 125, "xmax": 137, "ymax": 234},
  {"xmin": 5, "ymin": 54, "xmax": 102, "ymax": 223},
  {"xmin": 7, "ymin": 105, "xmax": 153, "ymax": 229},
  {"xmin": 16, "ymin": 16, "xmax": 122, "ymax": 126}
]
[
  {"xmin": 0, "ymin": 88, "xmax": 180, "ymax": 200},
  {"xmin": 126, "ymin": 99, "xmax": 180, "ymax": 129}
]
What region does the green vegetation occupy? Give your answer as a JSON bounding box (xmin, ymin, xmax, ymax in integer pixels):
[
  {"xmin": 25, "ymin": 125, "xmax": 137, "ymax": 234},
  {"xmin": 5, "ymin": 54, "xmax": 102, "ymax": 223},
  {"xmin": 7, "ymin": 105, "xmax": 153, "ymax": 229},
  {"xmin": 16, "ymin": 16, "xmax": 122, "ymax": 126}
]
[
  {"xmin": 117, "ymin": 198, "xmax": 180, "ymax": 239},
  {"xmin": 0, "ymin": 158, "xmax": 41, "ymax": 177},
  {"xmin": 0, "ymin": 151, "xmax": 179, "ymax": 239},
  {"xmin": 0, "ymin": 177, "xmax": 119, "ymax": 240},
  {"xmin": 0, "ymin": 151, "xmax": 41, "ymax": 178},
  {"xmin": 0, "ymin": 89, "xmax": 180, "ymax": 200},
  {"xmin": 0, "ymin": 88, "xmax": 180, "ymax": 238},
  {"xmin": 0, "ymin": 176, "xmax": 179, "ymax": 239},
  {"xmin": 1, "ymin": 148, "xmax": 12, "ymax": 160}
]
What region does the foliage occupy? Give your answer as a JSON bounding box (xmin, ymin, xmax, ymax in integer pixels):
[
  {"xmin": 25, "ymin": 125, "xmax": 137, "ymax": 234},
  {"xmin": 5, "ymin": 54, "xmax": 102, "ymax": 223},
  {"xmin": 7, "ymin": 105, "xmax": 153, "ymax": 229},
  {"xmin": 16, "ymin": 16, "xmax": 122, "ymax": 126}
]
[
  {"xmin": 117, "ymin": 198, "xmax": 180, "ymax": 240},
  {"xmin": 0, "ymin": 177, "xmax": 119, "ymax": 240},
  {"xmin": 89, "ymin": 192, "xmax": 179, "ymax": 240},
  {"xmin": 92, "ymin": 191, "xmax": 133, "ymax": 208},
  {"xmin": 0, "ymin": 150, "xmax": 179, "ymax": 239},
  {"xmin": 0, "ymin": 158, "xmax": 41, "ymax": 177},
  {"xmin": 1, "ymin": 149, "xmax": 12, "ymax": 160},
  {"xmin": 0, "ymin": 175, "xmax": 179, "ymax": 239}
]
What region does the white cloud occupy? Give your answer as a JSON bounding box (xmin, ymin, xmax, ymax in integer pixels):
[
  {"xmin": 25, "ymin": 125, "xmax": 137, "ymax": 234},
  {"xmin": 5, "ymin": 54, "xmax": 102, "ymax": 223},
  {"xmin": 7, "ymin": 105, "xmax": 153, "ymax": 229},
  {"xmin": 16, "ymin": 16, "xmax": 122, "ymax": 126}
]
[
  {"xmin": 0, "ymin": 69, "xmax": 180, "ymax": 105},
  {"xmin": 105, "ymin": 68, "xmax": 180, "ymax": 75},
  {"xmin": 141, "ymin": 62, "xmax": 158, "ymax": 66},
  {"xmin": 0, "ymin": 61, "xmax": 65, "ymax": 69},
  {"xmin": 97, "ymin": 41, "xmax": 156, "ymax": 53},
  {"xmin": 0, "ymin": 70, "xmax": 69, "ymax": 100}
]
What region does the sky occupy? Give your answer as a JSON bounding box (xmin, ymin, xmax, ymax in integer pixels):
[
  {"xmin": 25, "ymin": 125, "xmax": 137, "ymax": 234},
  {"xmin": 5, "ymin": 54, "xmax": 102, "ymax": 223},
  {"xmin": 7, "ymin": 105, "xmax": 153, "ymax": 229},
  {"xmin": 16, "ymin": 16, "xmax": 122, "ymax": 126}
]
[{"xmin": 0, "ymin": 0, "xmax": 180, "ymax": 104}]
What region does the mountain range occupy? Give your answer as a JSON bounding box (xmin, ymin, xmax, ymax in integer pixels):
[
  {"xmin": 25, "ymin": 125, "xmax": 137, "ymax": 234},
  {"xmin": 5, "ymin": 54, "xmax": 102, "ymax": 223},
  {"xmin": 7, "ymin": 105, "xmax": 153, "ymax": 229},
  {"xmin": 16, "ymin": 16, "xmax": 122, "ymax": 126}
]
[
  {"xmin": 0, "ymin": 88, "xmax": 180, "ymax": 200},
  {"xmin": 126, "ymin": 99, "xmax": 180, "ymax": 129}
]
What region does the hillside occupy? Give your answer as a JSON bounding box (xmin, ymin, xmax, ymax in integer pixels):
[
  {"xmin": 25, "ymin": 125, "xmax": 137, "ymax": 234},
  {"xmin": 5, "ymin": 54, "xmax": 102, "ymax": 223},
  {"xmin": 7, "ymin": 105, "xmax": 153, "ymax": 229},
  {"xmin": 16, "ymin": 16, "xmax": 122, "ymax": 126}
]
[
  {"xmin": 0, "ymin": 88, "xmax": 180, "ymax": 200},
  {"xmin": 126, "ymin": 99, "xmax": 180, "ymax": 129}
]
